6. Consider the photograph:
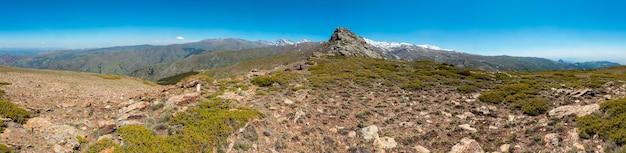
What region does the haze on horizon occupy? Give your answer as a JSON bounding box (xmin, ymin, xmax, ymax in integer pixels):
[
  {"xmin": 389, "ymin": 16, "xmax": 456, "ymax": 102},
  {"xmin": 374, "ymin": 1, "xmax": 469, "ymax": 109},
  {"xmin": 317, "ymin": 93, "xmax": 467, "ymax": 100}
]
[{"xmin": 1, "ymin": 0, "xmax": 625, "ymax": 64}]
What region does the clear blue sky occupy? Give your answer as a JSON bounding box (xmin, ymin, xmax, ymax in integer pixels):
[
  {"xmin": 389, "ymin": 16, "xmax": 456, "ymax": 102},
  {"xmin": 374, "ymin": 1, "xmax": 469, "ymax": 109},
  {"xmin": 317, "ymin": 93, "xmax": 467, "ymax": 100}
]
[{"xmin": 1, "ymin": 0, "xmax": 625, "ymax": 63}]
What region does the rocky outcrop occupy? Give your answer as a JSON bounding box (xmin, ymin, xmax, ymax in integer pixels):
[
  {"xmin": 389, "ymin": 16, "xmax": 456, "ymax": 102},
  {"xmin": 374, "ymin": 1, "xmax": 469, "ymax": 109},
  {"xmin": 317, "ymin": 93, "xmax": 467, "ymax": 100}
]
[
  {"xmin": 449, "ymin": 137, "xmax": 484, "ymax": 153},
  {"xmin": 326, "ymin": 27, "xmax": 384, "ymax": 59},
  {"xmin": 548, "ymin": 104, "xmax": 599, "ymax": 118}
]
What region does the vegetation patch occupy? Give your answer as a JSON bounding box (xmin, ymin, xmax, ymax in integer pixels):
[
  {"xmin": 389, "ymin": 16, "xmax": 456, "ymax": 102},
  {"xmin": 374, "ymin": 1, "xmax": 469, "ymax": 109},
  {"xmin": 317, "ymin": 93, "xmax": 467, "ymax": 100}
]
[
  {"xmin": 0, "ymin": 144, "xmax": 12, "ymax": 153},
  {"xmin": 0, "ymin": 82, "xmax": 11, "ymax": 86},
  {"xmin": 308, "ymin": 56, "xmax": 486, "ymax": 90},
  {"xmin": 156, "ymin": 71, "xmax": 200, "ymax": 85},
  {"xmin": 86, "ymin": 138, "xmax": 119, "ymax": 153},
  {"xmin": 87, "ymin": 98, "xmax": 261, "ymax": 152},
  {"xmin": 577, "ymin": 98, "xmax": 626, "ymax": 147},
  {"xmin": 0, "ymin": 99, "xmax": 32, "ymax": 124},
  {"xmin": 91, "ymin": 74, "xmax": 122, "ymax": 80},
  {"xmin": 510, "ymin": 98, "xmax": 549, "ymax": 116},
  {"xmin": 252, "ymin": 71, "xmax": 298, "ymax": 87}
]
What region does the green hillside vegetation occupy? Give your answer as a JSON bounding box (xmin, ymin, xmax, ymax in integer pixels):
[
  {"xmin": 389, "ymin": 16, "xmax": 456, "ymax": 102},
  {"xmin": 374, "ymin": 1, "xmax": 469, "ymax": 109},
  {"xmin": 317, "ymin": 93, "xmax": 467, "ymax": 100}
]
[
  {"xmin": 156, "ymin": 71, "xmax": 199, "ymax": 85},
  {"xmin": 134, "ymin": 43, "xmax": 320, "ymax": 81},
  {"xmin": 87, "ymin": 98, "xmax": 261, "ymax": 153},
  {"xmin": 202, "ymin": 46, "xmax": 317, "ymax": 79},
  {"xmin": 577, "ymin": 98, "xmax": 626, "ymax": 151},
  {"xmin": 251, "ymin": 56, "xmax": 626, "ymax": 118}
]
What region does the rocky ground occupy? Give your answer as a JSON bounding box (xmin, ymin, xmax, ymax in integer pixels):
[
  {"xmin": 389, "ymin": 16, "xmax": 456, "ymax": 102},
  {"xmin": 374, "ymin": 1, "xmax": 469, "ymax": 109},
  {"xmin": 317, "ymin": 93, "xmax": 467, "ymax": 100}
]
[
  {"xmin": 0, "ymin": 66, "xmax": 156, "ymax": 152},
  {"xmin": 1, "ymin": 60, "xmax": 626, "ymax": 153}
]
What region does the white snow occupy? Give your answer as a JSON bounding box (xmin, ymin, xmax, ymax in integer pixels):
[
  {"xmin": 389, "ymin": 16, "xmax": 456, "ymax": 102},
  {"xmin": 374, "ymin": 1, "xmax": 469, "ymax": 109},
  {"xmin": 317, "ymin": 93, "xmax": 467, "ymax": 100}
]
[{"xmin": 363, "ymin": 38, "xmax": 453, "ymax": 51}]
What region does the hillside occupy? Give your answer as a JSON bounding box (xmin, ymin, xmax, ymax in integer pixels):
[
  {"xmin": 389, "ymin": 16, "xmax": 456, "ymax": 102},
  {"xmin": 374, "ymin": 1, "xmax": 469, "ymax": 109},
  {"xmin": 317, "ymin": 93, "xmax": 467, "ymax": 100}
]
[
  {"xmin": 2, "ymin": 53, "xmax": 626, "ymax": 152},
  {"xmin": 0, "ymin": 66, "xmax": 157, "ymax": 152},
  {"xmin": 2, "ymin": 27, "xmax": 626, "ymax": 153},
  {"xmin": 130, "ymin": 42, "xmax": 321, "ymax": 81}
]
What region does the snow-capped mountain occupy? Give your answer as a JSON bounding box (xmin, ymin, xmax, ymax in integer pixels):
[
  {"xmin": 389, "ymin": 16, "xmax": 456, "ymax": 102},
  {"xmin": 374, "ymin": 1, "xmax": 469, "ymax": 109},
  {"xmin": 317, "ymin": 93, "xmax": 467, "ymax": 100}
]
[
  {"xmin": 267, "ymin": 39, "xmax": 313, "ymax": 46},
  {"xmin": 363, "ymin": 38, "xmax": 453, "ymax": 51}
]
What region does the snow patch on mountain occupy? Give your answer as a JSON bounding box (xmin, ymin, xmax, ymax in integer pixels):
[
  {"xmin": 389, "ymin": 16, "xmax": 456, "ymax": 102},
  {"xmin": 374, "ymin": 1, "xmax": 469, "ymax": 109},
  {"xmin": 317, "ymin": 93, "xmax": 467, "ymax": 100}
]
[
  {"xmin": 267, "ymin": 39, "xmax": 313, "ymax": 46},
  {"xmin": 363, "ymin": 38, "xmax": 453, "ymax": 51}
]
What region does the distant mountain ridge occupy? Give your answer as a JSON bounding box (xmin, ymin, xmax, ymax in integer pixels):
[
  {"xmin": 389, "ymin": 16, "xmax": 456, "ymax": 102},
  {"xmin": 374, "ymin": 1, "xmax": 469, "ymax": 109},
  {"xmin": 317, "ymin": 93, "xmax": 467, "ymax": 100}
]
[
  {"xmin": 0, "ymin": 27, "xmax": 621, "ymax": 81},
  {"xmin": 361, "ymin": 37, "xmax": 620, "ymax": 71}
]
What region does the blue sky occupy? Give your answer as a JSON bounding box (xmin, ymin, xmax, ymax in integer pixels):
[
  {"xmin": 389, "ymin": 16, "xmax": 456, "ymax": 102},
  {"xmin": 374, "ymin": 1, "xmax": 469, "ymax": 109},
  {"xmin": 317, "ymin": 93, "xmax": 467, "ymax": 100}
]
[{"xmin": 1, "ymin": 0, "xmax": 625, "ymax": 63}]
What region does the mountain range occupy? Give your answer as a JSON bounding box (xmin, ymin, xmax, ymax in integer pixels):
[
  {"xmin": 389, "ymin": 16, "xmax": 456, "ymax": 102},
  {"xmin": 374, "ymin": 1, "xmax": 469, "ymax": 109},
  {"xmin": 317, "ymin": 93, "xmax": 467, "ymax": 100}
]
[
  {"xmin": 2, "ymin": 27, "xmax": 626, "ymax": 153},
  {"xmin": 0, "ymin": 27, "xmax": 620, "ymax": 82}
]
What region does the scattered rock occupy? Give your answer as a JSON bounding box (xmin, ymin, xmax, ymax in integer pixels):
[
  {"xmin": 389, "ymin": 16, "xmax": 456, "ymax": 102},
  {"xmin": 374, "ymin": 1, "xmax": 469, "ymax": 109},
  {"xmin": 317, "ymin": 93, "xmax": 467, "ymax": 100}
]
[
  {"xmin": 38, "ymin": 125, "xmax": 81, "ymax": 153},
  {"xmin": 500, "ymin": 144, "xmax": 510, "ymax": 153},
  {"xmin": 166, "ymin": 92, "xmax": 200, "ymax": 106},
  {"xmin": 361, "ymin": 125, "xmax": 379, "ymax": 140},
  {"xmin": 24, "ymin": 117, "xmax": 52, "ymax": 131},
  {"xmin": 119, "ymin": 101, "xmax": 150, "ymax": 114},
  {"xmin": 284, "ymin": 98, "xmax": 294, "ymax": 105},
  {"xmin": 570, "ymin": 89, "xmax": 594, "ymax": 97},
  {"xmin": 573, "ymin": 142, "xmax": 585, "ymax": 151},
  {"xmin": 97, "ymin": 120, "xmax": 117, "ymax": 134},
  {"xmin": 548, "ymin": 104, "xmax": 599, "ymax": 118},
  {"xmin": 263, "ymin": 130, "xmax": 272, "ymax": 137},
  {"xmin": 458, "ymin": 124, "xmax": 477, "ymax": 133},
  {"xmin": 449, "ymin": 137, "xmax": 484, "ymax": 153},
  {"xmin": 414, "ymin": 145, "xmax": 430, "ymax": 153},
  {"xmin": 348, "ymin": 131, "xmax": 357, "ymax": 138},
  {"xmin": 293, "ymin": 110, "xmax": 305, "ymax": 123},
  {"xmin": 544, "ymin": 133, "xmax": 559, "ymax": 148},
  {"xmin": 374, "ymin": 137, "xmax": 397, "ymax": 149},
  {"xmin": 478, "ymin": 106, "xmax": 490, "ymax": 115},
  {"xmin": 603, "ymin": 95, "xmax": 612, "ymax": 100}
]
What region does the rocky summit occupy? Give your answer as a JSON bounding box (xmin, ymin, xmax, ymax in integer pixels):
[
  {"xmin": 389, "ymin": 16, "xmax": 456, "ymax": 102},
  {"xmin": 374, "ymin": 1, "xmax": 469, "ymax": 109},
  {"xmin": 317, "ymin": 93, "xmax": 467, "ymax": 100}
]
[{"xmin": 326, "ymin": 27, "xmax": 384, "ymax": 59}]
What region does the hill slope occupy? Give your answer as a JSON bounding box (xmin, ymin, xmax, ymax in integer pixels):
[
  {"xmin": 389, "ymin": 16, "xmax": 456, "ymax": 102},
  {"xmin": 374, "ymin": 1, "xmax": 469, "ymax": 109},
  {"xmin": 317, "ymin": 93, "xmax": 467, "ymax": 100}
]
[{"xmin": 131, "ymin": 42, "xmax": 321, "ymax": 81}]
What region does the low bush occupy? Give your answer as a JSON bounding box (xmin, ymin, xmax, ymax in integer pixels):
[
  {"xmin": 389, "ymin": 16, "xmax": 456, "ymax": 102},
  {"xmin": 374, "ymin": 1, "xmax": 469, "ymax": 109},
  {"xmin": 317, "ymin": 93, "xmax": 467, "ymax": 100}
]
[
  {"xmin": 511, "ymin": 98, "xmax": 549, "ymax": 116},
  {"xmin": 156, "ymin": 71, "xmax": 200, "ymax": 85},
  {"xmin": 0, "ymin": 99, "xmax": 32, "ymax": 124},
  {"xmin": 251, "ymin": 76, "xmax": 276, "ymax": 87},
  {"xmin": 478, "ymin": 90, "xmax": 507, "ymax": 104},
  {"xmin": 0, "ymin": 144, "xmax": 12, "ymax": 153},
  {"xmin": 577, "ymin": 98, "xmax": 626, "ymax": 146},
  {"xmin": 86, "ymin": 138, "xmax": 119, "ymax": 153},
  {"xmin": 457, "ymin": 85, "xmax": 479, "ymax": 94},
  {"xmin": 402, "ymin": 80, "xmax": 423, "ymax": 91},
  {"xmin": 88, "ymin": 98, "xmax": 262, "ymax": 152},
  {"xmin": 91, "ymin": 74, "xmax": 122, "ymax": 80}
]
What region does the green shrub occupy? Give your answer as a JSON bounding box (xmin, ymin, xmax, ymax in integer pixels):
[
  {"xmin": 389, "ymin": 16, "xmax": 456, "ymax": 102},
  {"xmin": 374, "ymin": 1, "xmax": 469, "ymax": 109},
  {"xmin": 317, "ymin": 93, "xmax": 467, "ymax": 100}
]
[
  {"xmin": 87, "ymin": 98, "xmax": 262, "ymax": 152},
  {"xmin": 457, "ymin": 85, "xmax": 478, "ymax": 94},
  {"xmin": 233, "ymin": 142, "xmax": 250, "ymax": 151},
  {"xmin": 0, "ymin": 82, "xmax": 11, "ymax": 86},
  {"xmin": 150, "ymin": 103, "xmax": 165, "ymax": 111},
  {"xmin": 600, "ymin": 98, "xmax": 626, "ymax": 117},
  {"xmin": 157, "ymin": 71, "xmax": 200, "ymax": 85},
  {"xmin": 0, "ymin": 99, "xmax": 32, "ymax": 124},
  {"xmin": 402, "ymin": 80, "xmax": 423, "ymax": 90},
  {"xmin": 251, "ymin": 76, "xmax": 276, "ymax": 87},
  {"xmin": 577, "ymin": 98, "xmax": 626, "ymax": 146},
  {"xmin": 91, "ymin": 74, "xmax": 122, "ymax": 80},
  {"xmin": 77, "ymin": 135, "xmax": 88, "ymax": 144},
  {"xmin": 182, "ymin": 74, "xmax": 215, "ymax": 83},
  {"xmin": 86, "ymin": 138, "xmax": 119, "ymax": 153},
  {"xmin": 0, "ymin": 144, "xmax": 12, "ymax": 153},
  {"xmin": 511, "ymin": 98, "xmax": 549, "ymax": 116},
  {"xmin": 478, "ymin": 90, "xmax": 507, "ymax": 104}
]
